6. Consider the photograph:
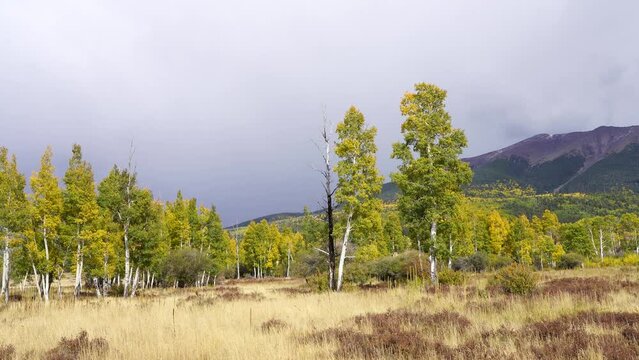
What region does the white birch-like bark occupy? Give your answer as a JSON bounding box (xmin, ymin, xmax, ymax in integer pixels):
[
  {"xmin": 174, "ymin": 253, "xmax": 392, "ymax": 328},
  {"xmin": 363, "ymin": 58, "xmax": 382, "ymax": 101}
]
[
  {"xmin": 448, "ymin": 235, "xmax": 453, "ymax": 269},
  {"xmin": 93, "ymin": 277, "xmax": 102, "ymax": 297},
  {"xmin": 130, "ymin": 267, "xmax": 140, "ymax": 297},
  {"xmin": 336, "ymin": 213, "xmax": 353, "ymax": 292},
  {"xmin": 74, "ymin": 236, "xmax": 84, "ymax": 298},
  {"xmin": 42, "ymin": 218, "xmax": 50, "ymax": 302},
  {"xmin": 32, "ymin": 264, "xmax": 42, "ymax": 299},
  {"xmin": 599, "ymin": 229, "xmax": 604, "ymax": 261},
  {"xmin": 429, "ymin": 221, "xmax": 438, "ymax": 285},
  {"xmin": 287, "ymin": 249, "xmax": 291, "ymax": 278},
  {"xmin": 1, "ymin": 234, "xmax": 10, "ymax": 303}
]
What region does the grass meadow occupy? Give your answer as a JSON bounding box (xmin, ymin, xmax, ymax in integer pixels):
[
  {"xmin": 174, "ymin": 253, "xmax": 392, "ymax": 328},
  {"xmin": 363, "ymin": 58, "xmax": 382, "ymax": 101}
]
[{"xmin": 1, "ymin": 268, "xmax": 639, "ymax": 359}]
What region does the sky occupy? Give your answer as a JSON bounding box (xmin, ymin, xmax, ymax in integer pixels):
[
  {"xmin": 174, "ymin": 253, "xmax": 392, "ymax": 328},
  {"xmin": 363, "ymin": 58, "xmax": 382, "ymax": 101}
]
[{"xmin": 1, "ymin": 0, "xmax": 638, "ymax": 225}]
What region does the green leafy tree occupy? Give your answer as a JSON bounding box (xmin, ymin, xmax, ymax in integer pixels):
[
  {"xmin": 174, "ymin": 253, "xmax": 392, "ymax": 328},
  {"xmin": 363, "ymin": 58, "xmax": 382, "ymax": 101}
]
[
  {"xmin": 62, "ymin": 144, "xmax": 100, "ymax": 297},
  {"xmin": 382, "ymin": 211, "xmax": 411, "ymax": 255},
  {"xmin": 97, "ymin": 163, "xmax": 139, "ymax": 297},
  {"xmin": 0, "ymin": 148, "xmax": 29, "ymax": 302},
  {"xmin": 391, "ymin": 83, "xmax": 473, "ymax": 284},
  {"xmin": 334, "ymin": 106, "xmax": 383, "ymax": 291},
  {"xmin": 241, "ymin": 220, "xmax": 281, "ymax": 278},
  {"xmin": 487, "ymin": 210, "xmax": 510, "ymax": 255},
  {"xmin": 29, "ymin": 147, "xmax": 63, "ymax": 301},
  {"xmin": 165, "ymin": 191, "xmax": 190, "ymax": 249},
  {"xmin": 619, "ymin": 213, "xmax": 639, "ymax": 254}
]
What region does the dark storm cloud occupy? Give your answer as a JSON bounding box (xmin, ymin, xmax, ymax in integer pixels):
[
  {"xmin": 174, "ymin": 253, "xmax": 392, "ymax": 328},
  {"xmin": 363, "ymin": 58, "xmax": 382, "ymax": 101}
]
[{"xmin": 1, "ymin": 0, "xmax": 638, "ymax": 224}]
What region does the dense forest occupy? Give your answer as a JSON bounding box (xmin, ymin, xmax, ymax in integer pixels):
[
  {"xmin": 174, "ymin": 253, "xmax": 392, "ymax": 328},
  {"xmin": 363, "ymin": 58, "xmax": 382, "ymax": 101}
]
[{"xmin": 2, "ymin": 82, "xmax": 639, "ymax": 303}]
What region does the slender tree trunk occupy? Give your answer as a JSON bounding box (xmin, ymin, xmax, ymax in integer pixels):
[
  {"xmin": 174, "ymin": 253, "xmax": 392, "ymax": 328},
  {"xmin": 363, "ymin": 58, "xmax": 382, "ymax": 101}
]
[
  {"xmin": 429, "ymin": 221, "xmax": 438, "ymax": 285},
  {"xmin": 448, "ymin": 235, "xmax": 453, "ymax": 269},
  {"xmin": 235, "ymin": 236, "xmax": 241, "ymax": 279},
  {"xmin": 42, "ymin": 219, "xmax": 50, "ymax": 302},
  {"xmin": 336, "ymin": 213, "xmax": 353, "ymax": 292},
  {"xmin": 123, "ymin": 223, "xmax": 131, "ymax": 298},
  {"xmin": 74, "ymin": 234, "xmax": 83, "ymax": 298},
  {"xmin": 416, "ymin": 237, "xmax": 424, "ymax": 278},
  {"xmin": 287, "ymin": 248, "xmax": 291, "ymax": 278},
  {"xmin": 21, "ymin": 272, "xmax": 27, "ymax": 292},
  {"xmin": 599, "ymin": 229, "xmax": 605, "ymax": 261},
  {"xmin": 32, "ymin": 264, "xmax": 42, "ymax": 300},
  {"xmin": 2, "ymin": 234, "xmax": 10, "ymax": 303},
  {"xmin": 589, "ymin": 228, "xmax": 598, "ymax": 257},
  {"xmin": 93, "ymin": 278, "xmax": 102, "ymax": 297},
  {"xmin": 321, "ymin": 118, "xmax": 337, "ymax": 291},
  {"xmin": 130, "ymin": 267, "xmax": 140, "ymax": 297}
]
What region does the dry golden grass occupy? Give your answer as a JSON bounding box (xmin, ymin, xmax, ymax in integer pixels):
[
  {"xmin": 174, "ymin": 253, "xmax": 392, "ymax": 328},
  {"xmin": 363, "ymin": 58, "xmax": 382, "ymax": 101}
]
[{"xmin": 0, "ymin": 268, "xmax": 637, "ymax": 359}]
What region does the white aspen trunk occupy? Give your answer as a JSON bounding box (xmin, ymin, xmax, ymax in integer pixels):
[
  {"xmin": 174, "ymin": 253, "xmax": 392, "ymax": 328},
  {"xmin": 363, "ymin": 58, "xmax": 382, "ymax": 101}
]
[
  {"xmin": 130, "ymin": 267, "xmax": 140, "ymax": 297},
  {"xmin": 336, "ymin": 213, "xmax": 353, "ymax": 292},
  {"xmin": 93, "ymin": 278, "xmax": 102, "ymax": 297},
  {"xmin": 21, "ymin": 272, "xmax": 28, "ymax": 292},
  {"xmin": 206, "ymin": 273, "xmax": 211, "ymax": 286},
  {"xmin": 43, "ymin": 272, "xmax": 50, "ymax": 302},
  {"xmin": 42, "ymin": 219, "xmax": 50, "ymax": 302},
  {"xmin": 2, "ymin": 234, "xmax": 10, "ymax": 303},
  {"xmin": 74, "ymin": 242, "xmax": 82, "ymax": 297},
  {"xmin": 200, "ymin": 271, "xmax": 206, "ymax": 287},
  {"xmin": 151, "ymin": 273, "xmax": 155, "ymax": 289},
  {"xmin": 213, "ymin": 275, "xmax": 217, "ymax": 287},
  {"xmin": 286, "ymin": 247, "xmax": 291, "ymax": 278},
  {"xmin": 235, "ymin": 239, "xmax": 240, "ymax": 280},
  {"xmin": 429, "ymin": 221, "xmax": 438, "ymax": 285},
  {"xmin": 589, "ymin": 228, "xmax": 598, "ymax": 257},
  {"xmin": 32, "ymin": 264, "xmax": 42, "ymax": 300},
  {"xmin": 123, "ymin": 224, "xmax": 130, "ymax": 298},
  {"xmin": 599, "ymin": 229, "xmax": 604, "ymax": 261},
  {"xmin": 448, "ymin": 236, "xmax": 453, "ymax": 269}
]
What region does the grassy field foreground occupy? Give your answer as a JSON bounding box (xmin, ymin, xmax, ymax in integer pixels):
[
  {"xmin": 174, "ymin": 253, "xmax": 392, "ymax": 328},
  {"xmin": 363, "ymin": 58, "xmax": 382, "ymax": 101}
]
[{"xmin": 1, "ymin": 268, "xmax": 639, "ymax": 359}]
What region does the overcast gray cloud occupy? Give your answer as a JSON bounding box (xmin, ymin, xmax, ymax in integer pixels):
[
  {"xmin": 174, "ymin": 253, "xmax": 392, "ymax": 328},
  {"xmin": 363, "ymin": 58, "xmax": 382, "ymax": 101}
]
[{"xmin": 1, "ymin": 0, "xmax": 638, "ymax": 224}]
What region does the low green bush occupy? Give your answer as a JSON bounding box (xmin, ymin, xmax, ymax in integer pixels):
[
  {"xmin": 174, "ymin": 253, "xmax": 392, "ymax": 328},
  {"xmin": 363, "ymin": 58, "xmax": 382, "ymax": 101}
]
[
  {"xmin": 369, "ymin": 250, "xmax": 421, "ymax": 283},
  {"xmin": 488, "ymin": 254, "xmax": 513, "ymax": 270},
  {"xmin": 491, "ymin": 264, "xmax": 537, "ymax": 296},
  {"xmin": 452, "ymin": 252, "xmax": 488, "ymax": 272},
  {"xmin": 557, "ymin": 253, "xmax": 584, "ymax": 269},
  {"xmin": 160, "ymin": 248, "xmax": 213, "ymax": 288},
  {"xmin": 305, "ymin": 272, "xmax": 329, "ymax": 292},
  {"xmin": 438, "ymin": 268, "xmax": 466, "ymax": 285}
]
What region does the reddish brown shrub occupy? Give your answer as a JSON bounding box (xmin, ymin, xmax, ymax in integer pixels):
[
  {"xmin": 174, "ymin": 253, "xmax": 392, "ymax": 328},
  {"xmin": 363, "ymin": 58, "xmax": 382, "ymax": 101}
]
[
  {"xmin": 0, "ymin": 344, "xmax": 15, "ymax": 360},
  {"xmin": 537, "ymin": 277, "xmax": 639, "ymax": 301},
  {"xmin": 43, "ymin": 331, "xmax": 108, "ymax": 360}
]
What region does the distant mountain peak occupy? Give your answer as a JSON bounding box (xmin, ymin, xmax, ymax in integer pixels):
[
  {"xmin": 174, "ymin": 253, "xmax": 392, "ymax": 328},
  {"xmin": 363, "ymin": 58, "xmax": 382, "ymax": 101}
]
[{"xmin": 466, "ymin": 125, "xmax": 639, "ymax": 193}]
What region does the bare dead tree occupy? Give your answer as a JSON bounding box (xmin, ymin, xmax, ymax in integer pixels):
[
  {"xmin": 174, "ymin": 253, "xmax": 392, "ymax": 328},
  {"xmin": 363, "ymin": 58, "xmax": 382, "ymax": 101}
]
[{"xmin": 318, "ymin": 110, "xmax": 337, "ymax": 291}]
